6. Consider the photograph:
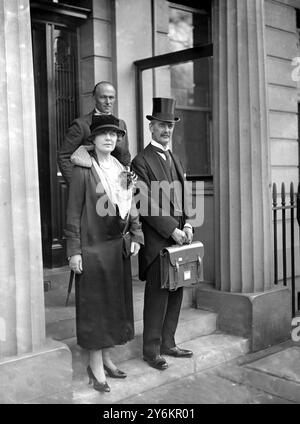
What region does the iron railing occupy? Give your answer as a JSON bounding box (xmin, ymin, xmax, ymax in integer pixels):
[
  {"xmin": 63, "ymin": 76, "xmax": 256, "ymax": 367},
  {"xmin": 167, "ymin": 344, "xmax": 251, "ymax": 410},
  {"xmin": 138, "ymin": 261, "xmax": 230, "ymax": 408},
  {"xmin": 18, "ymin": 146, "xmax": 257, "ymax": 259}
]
[{"xmin": 272, "ymin": 182, "xmax": 300, "ymax": 317}]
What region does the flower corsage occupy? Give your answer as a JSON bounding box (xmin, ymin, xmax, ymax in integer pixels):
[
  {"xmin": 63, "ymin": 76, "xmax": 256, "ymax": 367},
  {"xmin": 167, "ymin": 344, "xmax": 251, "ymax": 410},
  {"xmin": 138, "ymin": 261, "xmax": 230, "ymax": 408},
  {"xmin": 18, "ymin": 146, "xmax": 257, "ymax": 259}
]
[{"xmin": 119, "ymin": 166, "xmax": 138, "ymax": 190}]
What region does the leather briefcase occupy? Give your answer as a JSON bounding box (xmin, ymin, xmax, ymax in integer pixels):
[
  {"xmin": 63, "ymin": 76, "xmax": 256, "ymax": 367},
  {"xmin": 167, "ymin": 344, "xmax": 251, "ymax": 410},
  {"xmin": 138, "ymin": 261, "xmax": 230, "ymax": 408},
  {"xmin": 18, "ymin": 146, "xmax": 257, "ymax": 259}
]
[{"xmin": 160, "ymin": 241, "xmax": 204, "ymax": 291}]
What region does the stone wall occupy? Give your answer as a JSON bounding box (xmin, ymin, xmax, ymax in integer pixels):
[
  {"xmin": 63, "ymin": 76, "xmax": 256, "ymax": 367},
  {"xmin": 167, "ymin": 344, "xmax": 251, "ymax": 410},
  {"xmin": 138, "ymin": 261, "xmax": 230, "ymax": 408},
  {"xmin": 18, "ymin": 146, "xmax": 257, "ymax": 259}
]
[
  {"xmin": 265, "ymin": 0, "xmax": 300, "ymax": 281},
  {"xmin": 265, "ymin": 0, "xmax": 298, "ymax": 187},
  {"xmin": 114, "ymin": 0, "xmax": 153, "ymax": 156},
  {"xmin": 79, "ymin": 0, "xmax": 114, "ymax": 114}
]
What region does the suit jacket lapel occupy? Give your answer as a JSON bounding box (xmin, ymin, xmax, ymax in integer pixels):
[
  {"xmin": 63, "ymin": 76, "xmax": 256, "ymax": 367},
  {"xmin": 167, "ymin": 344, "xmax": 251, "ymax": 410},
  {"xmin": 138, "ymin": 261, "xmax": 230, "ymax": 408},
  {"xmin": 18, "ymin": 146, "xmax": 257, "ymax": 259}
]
[
  {"xmin": 143, "ymin": 143, "xmax": 185, "ymax": 184},
  {"xmin": 170, "ymin": 151, "xmax": 191, "ymax": 219},
  {"xmin": 169, "ymin": 150, "xmax": 184, "ymax": 185},
  {"xmin": 144, "ymin": 143, "xmax": 169, "ymax": 182},
  {"xmin": 144, "ymin": 144, "xmax": 186, "ymax": 211}
]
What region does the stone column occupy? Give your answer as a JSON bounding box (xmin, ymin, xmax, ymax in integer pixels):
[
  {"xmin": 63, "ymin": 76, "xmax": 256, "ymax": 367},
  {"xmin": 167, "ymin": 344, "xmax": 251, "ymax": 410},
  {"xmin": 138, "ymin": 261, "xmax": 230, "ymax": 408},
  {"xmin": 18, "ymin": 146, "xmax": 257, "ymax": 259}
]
[
  {"xmin": 0, "ymin": 0, "xmax": 71, "ymax": 403},
  {"xmin": 214, "ymin": 0, "xmax": 273, "ymax": 293},
  {"xmin": 0, "ymin": 0, "xmax": 45, "ymax": 358},
  {"xmin": 197, "ymin": 0, "xmax": 291, "ymax": 351}
]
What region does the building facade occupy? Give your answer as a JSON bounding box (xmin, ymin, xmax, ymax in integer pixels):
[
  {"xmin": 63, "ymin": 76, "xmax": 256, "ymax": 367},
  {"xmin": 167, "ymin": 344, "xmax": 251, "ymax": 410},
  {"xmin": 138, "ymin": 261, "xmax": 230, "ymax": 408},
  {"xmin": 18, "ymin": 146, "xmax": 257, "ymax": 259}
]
[{"xmin": 0, "ymin": 0, "xmax": 299, "ymax": 402}]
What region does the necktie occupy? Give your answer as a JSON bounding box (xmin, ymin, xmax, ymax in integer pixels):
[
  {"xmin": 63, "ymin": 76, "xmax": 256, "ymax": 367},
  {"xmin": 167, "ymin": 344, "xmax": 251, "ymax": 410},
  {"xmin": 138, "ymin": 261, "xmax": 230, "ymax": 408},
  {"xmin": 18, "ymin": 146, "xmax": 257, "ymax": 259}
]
[
  {"xmin": 164, "ymin": 149, "xmax": 172, "ymax": 168},
  {"xmin": 151, "ymin": 145, "xmax": 172, "ymax": 167},
  {"xmin": 151, "ymin": 144, "xmax": 182, "ymax": 214}
]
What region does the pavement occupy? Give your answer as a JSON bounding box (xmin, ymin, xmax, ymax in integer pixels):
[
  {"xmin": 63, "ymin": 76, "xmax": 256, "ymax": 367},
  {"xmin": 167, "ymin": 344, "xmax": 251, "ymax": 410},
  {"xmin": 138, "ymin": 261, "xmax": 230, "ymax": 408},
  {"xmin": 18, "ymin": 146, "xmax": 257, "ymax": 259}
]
[
  {"xmin": 116, "ymin": 339, "xmax": 300, "ymax": 405},
  {"xmin": 31, "ymin": 338, "xmax": 299, "ymax": 406},
  {"xmin": 42, "ymin": 267, "xmax": 300, "ymax": 406}
]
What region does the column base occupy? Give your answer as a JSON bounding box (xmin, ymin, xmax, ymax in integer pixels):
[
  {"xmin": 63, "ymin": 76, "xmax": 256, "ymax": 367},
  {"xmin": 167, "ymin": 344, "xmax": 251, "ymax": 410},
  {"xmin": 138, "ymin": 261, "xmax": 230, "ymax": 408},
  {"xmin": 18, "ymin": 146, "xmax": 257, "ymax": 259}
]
[
  {"xmin": 0, "ymin": 338, "xmax": 72, "ymax": 404},
  {"xmin": 196, "ymin": 285, "xmax": 292, "ymax": 352}
]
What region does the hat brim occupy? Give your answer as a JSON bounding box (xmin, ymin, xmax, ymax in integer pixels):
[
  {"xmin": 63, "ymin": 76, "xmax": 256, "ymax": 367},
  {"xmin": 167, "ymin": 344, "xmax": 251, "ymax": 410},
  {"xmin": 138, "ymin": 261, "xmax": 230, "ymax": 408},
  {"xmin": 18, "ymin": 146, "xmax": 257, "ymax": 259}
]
[
  {"xmin": 90, "ymin": 124, "xmax": 126, "ymax": 138},
  {"xmin": 146, "ymin": 115, "xmax": 180, "ymax": 123}
]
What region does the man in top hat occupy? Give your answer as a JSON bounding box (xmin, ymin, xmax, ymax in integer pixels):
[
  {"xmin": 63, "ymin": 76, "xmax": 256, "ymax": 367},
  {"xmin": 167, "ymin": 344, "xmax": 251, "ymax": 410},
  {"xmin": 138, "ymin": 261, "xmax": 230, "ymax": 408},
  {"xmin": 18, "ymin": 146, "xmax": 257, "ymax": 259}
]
[
  {"xmin": 58, "ymin": 81, "xmax": 131, "ymax": 186},
  {"xmin": 131, "ymin": 97, "xmax": 194, "ymax": 370}
]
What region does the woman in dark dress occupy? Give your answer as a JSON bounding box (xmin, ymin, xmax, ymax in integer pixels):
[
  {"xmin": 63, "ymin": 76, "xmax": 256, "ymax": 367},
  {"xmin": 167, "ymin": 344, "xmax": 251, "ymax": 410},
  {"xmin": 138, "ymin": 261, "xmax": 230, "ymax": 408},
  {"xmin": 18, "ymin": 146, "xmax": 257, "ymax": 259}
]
[{"xmin": 65, "ymin": 115, "xmax": 144, "ymax": 393}]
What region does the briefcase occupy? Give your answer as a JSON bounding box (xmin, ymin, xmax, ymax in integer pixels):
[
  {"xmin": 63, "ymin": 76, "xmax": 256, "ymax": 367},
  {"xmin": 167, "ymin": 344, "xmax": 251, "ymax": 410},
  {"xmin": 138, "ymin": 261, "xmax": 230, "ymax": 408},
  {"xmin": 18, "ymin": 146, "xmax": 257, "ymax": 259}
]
[{"xmin": 160, "ymin": 241, "xmax": 204, "ymax": 291}]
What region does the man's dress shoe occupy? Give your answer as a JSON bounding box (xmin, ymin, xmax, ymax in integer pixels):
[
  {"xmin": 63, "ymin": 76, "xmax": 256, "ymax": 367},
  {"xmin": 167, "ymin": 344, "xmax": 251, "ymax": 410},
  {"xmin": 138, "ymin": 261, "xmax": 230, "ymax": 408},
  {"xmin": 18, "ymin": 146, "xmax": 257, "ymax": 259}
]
[
  {"xmin": 161, "ymin": 346, "xmax": 193, "ymax": 358},
  {"xmin": 143, "ymin": 355, "xmax": 168, "ymax": 370}
]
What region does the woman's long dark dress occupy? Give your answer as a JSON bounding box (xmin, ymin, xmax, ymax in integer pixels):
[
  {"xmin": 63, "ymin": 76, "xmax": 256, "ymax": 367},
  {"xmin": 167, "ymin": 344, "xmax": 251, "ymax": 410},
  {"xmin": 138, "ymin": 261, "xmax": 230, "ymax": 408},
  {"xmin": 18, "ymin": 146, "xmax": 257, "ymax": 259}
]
[{"xmin": 65, "ymin": 160, "xmax": 143, "ymax": 350}]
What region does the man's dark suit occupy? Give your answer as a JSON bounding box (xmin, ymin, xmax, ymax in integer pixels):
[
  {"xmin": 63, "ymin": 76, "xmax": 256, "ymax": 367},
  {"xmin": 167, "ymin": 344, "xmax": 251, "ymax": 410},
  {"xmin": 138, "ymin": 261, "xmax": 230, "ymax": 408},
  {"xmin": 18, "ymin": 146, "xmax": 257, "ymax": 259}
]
[
  {"xmin": 132, "ymin": 143, "xmax": 190, "ymax": 358},
  {"xmin": 58, "ymin": 110, "xmax": 131, "ymax": 186}
]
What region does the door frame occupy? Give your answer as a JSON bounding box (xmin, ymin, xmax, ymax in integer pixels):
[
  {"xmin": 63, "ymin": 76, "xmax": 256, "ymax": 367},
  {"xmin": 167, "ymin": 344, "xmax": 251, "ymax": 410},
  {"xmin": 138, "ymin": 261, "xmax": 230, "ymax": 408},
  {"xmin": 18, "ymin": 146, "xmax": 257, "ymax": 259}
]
[
  {"xmin": 30, "ymin": 1, "xmax": 90, "ymax": 268},
  {"xmin": 134, "ymin": 43, "xmax": 213, "ymax": 177}
]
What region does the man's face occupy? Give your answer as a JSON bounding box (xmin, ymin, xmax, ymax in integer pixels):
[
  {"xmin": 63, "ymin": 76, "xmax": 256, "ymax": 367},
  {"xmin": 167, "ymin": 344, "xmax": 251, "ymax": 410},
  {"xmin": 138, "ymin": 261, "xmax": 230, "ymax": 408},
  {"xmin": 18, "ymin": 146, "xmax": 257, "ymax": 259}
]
[
  {"xmin": 94, "ymin": 84, "xmax": 116, "ymax": 114},
  {"xmin": 150, "ymin": 120, "xmax": 175, "ymax": 147}
]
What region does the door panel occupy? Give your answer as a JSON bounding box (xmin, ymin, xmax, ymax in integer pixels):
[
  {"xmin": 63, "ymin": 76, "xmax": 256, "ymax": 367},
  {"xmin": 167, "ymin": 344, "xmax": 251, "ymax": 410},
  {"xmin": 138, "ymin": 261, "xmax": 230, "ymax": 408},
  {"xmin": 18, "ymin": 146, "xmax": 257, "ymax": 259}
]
[{"xmin": 32, "ymin": 22, "xmax": 78, "ymax": 268}]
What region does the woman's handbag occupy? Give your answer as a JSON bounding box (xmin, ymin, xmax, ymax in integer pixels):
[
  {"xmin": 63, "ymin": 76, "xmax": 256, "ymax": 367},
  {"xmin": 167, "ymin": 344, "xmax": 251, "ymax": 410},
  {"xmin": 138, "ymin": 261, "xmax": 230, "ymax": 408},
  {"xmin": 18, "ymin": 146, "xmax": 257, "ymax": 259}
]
[{"xmin": 160, "ymin": 241, "xmax": 204, "ymax": 291}]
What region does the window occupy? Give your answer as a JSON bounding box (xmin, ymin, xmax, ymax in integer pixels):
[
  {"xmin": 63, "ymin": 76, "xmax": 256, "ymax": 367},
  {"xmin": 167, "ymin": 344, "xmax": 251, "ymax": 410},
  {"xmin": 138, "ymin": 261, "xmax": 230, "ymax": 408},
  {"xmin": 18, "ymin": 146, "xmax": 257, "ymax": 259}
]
[
  {"xmin": 168, "ymin": 1, "xmax": 212, "ymax": 177},
  {"xmin": 135, "ymin": 1, "xmax": 212, "ymax": 178},
  {"xmin": 168, "ymin": 1, "xmax": 211, "ymax": 50}
]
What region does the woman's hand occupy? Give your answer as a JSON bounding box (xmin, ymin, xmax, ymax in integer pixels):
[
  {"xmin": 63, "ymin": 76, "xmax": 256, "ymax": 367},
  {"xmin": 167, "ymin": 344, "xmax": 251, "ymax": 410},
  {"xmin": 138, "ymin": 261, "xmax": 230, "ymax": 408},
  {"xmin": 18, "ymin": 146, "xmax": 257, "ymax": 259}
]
[
  {"xmin": 130, "ymin": 242, "xmax": 140, "ymax": 256},
  {"xmin": 69, "ymin": 254, "xmax": 83, "ymax": 274}
]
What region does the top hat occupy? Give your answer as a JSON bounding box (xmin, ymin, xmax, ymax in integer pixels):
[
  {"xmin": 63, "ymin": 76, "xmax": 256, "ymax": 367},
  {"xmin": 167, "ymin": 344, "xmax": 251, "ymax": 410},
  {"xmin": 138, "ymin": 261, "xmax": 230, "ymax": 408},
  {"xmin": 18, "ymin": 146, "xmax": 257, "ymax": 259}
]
[
  {"xmin": 146, "ymin": 98, "xmax": 180, "ymax": 123},
  {"xmin": 90, "ymin": 114, "xmax": 126, "ymax": 137}
]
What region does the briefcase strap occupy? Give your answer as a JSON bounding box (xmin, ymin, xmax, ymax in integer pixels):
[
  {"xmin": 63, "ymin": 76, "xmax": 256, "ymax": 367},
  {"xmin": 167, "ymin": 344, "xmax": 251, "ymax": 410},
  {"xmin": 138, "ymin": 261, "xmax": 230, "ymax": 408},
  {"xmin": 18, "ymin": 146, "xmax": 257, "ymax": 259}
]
[
  {"xmin": 173, "ymin": 255, "xmax": 202, "ymax": 287},
  {"xmin": 197, "ymin": 256, "xmax": 202, "ymax": 279},
  {"xmin": 174, "ymin": 260, "xmax": 180, "ymax": 286}
]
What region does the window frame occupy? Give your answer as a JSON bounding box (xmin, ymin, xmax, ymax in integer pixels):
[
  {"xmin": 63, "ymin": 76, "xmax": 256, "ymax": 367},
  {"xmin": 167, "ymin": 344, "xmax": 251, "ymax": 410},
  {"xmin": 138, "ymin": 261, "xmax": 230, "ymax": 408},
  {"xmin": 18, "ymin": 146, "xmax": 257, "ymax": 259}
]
[{"xmin": 134, "ymin": 44, "xmax": 213, "ymax": 180}]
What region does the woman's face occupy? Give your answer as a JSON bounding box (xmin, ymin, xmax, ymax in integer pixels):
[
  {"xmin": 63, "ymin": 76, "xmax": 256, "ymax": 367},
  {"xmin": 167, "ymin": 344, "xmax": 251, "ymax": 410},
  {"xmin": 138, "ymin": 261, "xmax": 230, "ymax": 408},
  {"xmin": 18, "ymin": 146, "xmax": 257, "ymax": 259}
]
[{"xmin": 94, "ymin": 130, "xmax": 117, "ymax": 154}]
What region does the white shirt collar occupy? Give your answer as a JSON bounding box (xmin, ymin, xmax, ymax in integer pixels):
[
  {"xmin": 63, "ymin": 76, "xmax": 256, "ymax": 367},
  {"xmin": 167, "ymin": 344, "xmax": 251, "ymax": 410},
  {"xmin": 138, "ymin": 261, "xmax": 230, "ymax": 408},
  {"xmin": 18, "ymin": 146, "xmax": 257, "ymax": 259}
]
[
  {"xmin": 151, "ymin": 140, "xmax": 169, "ymax": 152},
  {"xmin": 94, "ymin": 107, "xmax": 112, "ymax": 115}
]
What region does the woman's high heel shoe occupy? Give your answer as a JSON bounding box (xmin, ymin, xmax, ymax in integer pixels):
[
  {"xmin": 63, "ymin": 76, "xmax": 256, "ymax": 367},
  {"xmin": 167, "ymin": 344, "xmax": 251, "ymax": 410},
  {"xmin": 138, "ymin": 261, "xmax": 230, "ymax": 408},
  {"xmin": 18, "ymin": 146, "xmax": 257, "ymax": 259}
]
[
  {"xmin": 104, "ymin": 364, "xmax": 127, "ymax": 379},
  {"xmin": 87, "ymin": 365, "xmax": 110, "ymax": 393}
]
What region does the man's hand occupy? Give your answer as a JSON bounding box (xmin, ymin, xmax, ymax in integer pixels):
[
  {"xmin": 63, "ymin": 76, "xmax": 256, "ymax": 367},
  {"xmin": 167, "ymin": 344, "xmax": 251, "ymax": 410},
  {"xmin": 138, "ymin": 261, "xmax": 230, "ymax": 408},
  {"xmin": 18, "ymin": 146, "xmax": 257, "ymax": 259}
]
[
  {"xmin": 171, "ymin": 228, "xmax": 187, "ymax": 245},
  {"xmin": 130, "ymin": 241, "xmax": 141, "ymax": 256},
  {"xmin": 69, "ymin": 254, "xmax": 83, "ymax": 274},
  {"xmin": 183, "ymin": 227, "xmax": 193, "ymax": 244}
]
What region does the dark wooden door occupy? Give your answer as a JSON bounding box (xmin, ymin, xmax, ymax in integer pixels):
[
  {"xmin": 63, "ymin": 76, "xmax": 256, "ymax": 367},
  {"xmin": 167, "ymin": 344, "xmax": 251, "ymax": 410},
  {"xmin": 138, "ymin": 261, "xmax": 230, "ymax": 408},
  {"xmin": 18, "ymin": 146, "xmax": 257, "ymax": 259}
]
[{"xmin": 32, "ymin": 22, "xmax": 78, "ymax": 268}]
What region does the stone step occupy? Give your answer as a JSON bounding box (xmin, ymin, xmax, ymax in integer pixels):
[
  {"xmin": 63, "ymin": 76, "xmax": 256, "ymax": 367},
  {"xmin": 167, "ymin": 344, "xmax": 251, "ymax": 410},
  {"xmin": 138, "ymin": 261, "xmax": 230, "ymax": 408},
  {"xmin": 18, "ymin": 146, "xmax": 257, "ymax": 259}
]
[
  {"xmin": 215, "ymin": 346, "xmax": 300, "ymax": 403},
  {"xmin": 45, "ymin": 277, "xmax": 196, "ymax": 341},
  {"xmin": 70, "ymin": 333, "xmax": 250, "ymax": 404},
  {"xmin": 66, "ymin": 308, "xmax": 217, "ymax": 370}
]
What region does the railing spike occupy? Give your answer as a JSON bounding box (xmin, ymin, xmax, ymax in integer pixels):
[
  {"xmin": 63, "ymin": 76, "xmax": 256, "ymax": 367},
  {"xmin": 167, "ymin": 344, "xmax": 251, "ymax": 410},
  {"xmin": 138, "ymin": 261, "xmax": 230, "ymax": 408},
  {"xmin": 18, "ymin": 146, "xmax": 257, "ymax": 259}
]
[
  {"xmin": 281, "ymin": 182, "xmax": 286, "ymax": 205},
  {"xmin": 290, "ymin": 182, "xmax": 294, "ymax": 204},
  {"xmin": 272, "ymin": 183, "xmax": 277, "ymax": 206}
]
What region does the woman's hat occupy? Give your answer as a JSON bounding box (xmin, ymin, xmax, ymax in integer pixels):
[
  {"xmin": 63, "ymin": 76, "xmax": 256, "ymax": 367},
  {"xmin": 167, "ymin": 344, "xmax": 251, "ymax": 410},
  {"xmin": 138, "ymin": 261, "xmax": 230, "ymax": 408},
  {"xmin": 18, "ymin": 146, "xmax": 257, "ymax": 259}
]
[
  {"xmin": 90, "ymin": 114, "xmax": 126, "ymax": 137},
  {"xmin": 146, "ymin": 97, "xmax": 180, "ymax": 123}
]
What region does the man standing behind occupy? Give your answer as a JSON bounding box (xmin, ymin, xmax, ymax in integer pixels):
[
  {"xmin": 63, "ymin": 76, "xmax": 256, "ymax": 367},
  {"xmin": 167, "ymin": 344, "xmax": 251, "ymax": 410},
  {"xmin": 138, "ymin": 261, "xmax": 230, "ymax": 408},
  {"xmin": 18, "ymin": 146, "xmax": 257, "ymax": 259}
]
[
  {"xmin": 132, "ymin": 98, "xmax": 194, "ymax": 371},
  {"xmin": 58, "ymin": 81, "xmax": 131, "ymax": 185}
]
